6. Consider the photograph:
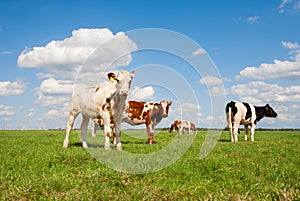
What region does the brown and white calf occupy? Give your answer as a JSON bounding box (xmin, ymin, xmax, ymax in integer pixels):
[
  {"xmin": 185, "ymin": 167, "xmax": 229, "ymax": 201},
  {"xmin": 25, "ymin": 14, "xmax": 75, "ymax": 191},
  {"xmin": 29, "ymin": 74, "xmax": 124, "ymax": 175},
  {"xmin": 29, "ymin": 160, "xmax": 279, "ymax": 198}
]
[
  {"xmin": 122, "ymin": 100, "xmax": 172, "ymax": 144},
  {"xmin": 63, "ymin": 70, "xmax": 135, "ymax": 150},
  {"xmin": 169, "ymin": 120, "xmax": 197, "ymax": 135},
  {"xmin": 225, "ymin": 101, "xmax": 278, "ymax": 142}
]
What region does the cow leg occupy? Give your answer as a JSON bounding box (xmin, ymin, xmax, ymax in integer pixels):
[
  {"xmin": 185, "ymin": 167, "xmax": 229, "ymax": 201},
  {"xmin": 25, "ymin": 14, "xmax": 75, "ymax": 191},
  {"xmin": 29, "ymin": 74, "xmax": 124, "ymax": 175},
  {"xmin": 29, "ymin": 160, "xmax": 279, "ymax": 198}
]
[
  {"xmin": 91, "ymin": 120, "xmax": 97, "ymax": 137},
  {"xmin": 112, "ymin": 125, "xmax": 117, "ymax": 145},
  {"xmin": 63, "ymin": 109, "xmax": 79, "ymax": 148},
  {"xmin": 179, "ymin": 126, "xmax": 183, "ymax": 135},
  {"xmin": 114, "ymin": 122, "xmax": 122, "ymax": 151},
  {"xmin": 244, "ymin": 125, "xmax": 248, "ymax": 141},
  {"xmin": 80, "ymin": 116, "xmax": 89, "ymax": 148},
  {"xmin": 102, "ymin": 113, "xmax": 112, "ymax": 150},
  {"xmin": 250, "ymin": 124, "xmax": 256, "ymax": 142},
  {"xmin": 232, "ymin": 123, "xmax": 239, "ymax": 142},
  {"xmin": 146, "ymin": 124, "xmax": 155, "ymax": 144}
]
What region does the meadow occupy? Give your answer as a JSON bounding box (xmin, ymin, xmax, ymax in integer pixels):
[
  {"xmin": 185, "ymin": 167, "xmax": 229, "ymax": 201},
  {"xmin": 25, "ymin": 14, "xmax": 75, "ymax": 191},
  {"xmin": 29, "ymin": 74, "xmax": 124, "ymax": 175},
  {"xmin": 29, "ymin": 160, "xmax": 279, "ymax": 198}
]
[{"xmin": 0, "ymin": 129, "xmax": 299, "ymax": 200}]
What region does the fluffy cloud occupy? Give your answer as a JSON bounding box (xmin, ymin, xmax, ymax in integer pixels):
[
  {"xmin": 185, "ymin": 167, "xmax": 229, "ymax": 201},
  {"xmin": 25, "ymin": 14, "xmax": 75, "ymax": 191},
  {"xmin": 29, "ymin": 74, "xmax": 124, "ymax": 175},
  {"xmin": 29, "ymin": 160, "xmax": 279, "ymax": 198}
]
[
  {"xmin": 192, "ymin": 48, "xmax": 206, "ymax": 56},
  {"xmin": 282, "ymin": 41, "xmax": 300, "ymax": 49},
  {"xmin": 231, "ymin": 81, "xmax": 300, "ymax": 103},
  {"xmin": 0, "ymin": 80, "xmax": 27, "ymax": 96},
  {"xmin": 0, "ymin": 105, "xmax": 15, "ymax": 116},
  {"xmin": 236, "ymin": 53, "xmax": 300, "ymax": 80},
  {"xmin": 200, "ymin": 76, "xmax": 225, "ymax": 96},
  {"xmin": 39, "ymin": 78, "xmax": 74, "ymax": 95},
  {"xmin": 200, "ymin": 76, "xmax": 222, "ymax": 86},
  {"xmin": 18, "ymin": 28, "xmax": 137, "ymax": 81},
  {"xmin": 129, "ymin": 86, "xmax": 155, "ymax": 101}
]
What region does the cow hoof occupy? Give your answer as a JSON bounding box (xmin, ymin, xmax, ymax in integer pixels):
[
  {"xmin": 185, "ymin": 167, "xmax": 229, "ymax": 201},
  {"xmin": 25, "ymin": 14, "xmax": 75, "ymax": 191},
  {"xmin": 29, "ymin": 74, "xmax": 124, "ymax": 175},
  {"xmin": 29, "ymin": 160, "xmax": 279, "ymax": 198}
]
[
  {"xmin": 82, "ymin": 142, "xmax": 88, "ymax": 148},
  {"xmin": 116, "ymin": 143, "xmax": 122, "ymax": 151},
  {"xmin": 63, "ymin": 142, "xmax": 68, "ymax": 148}
]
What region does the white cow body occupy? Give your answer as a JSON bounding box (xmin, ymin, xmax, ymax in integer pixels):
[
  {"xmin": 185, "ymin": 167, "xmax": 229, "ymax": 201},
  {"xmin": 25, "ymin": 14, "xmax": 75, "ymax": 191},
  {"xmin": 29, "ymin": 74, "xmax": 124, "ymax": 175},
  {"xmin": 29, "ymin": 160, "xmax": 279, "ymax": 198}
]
[{"xmin": 63, "ymin": 70, "xmax": 135, "ymax": 150}]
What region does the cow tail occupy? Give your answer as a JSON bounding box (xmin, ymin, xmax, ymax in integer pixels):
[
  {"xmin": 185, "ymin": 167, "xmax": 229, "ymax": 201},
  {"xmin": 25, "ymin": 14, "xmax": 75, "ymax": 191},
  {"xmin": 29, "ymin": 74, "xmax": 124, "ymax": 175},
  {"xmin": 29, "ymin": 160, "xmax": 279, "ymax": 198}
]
[{"xmin": 225, "ymin": 103, "xmax": 232, "ymax": 129}]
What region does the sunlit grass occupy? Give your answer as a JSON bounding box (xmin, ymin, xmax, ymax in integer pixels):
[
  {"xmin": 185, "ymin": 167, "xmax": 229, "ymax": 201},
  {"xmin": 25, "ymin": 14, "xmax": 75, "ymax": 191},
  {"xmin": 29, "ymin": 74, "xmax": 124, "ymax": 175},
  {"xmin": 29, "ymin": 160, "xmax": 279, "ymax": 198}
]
[{"xmin": 0, "ymin": 129, "xmax": 299, "ymax": 200}]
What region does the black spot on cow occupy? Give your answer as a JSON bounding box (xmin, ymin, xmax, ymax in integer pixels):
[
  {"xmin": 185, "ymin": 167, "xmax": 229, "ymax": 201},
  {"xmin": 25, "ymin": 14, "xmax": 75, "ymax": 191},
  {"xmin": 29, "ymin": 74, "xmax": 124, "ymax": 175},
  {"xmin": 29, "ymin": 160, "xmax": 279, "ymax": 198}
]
[
  {"xmin": 242, "ymin": 102, "xmax": 252, "ymax": 120},
  {"xmin": 226, "ymin": 101, "xmax": 237, "ymax": 117}
]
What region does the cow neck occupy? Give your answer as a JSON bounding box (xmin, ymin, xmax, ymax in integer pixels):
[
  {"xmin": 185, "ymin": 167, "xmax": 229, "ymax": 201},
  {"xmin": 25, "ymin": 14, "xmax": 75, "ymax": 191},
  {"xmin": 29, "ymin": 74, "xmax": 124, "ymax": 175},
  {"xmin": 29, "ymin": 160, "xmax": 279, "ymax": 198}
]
[{"xmin": 254, "ymin": 106, "xmax": 265, "ymax": 123}]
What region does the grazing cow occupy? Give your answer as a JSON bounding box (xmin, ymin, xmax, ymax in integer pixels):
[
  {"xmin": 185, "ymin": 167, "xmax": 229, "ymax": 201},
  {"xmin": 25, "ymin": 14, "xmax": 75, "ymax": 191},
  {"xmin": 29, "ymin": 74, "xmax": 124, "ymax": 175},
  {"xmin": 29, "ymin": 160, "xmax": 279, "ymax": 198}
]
[
  {"xmin": 63, "ymin": 70, "xmax": 135, "ymax": 150},
  {"xmin": 169, "ymin": 120, "xmax": 197, "ymax": 135},
  {"xmin": 91, "ymin": 100, "xmax": 172, "ymax": 144},
  {"xmin": 225, "ymin": 101, "xmax": 278, "ymax": 142}
]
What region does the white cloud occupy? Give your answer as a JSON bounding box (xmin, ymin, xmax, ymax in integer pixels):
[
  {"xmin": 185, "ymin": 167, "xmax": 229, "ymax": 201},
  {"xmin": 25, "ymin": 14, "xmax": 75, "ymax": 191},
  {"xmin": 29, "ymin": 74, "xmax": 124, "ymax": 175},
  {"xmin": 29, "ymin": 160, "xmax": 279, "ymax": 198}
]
[
  {"xmin": 0, "ymin": 105, "xmax": 15, "ymax": 116},
  {"xmin": 192, "ymin": 48, "xmax": 206, "ymax": 56},
  {"xmin": 200, "ymin": 76, "xmax": 225, "ymax": 96},
  {"xmin": 279, "ymin": 0, "xmax": 292, "ymax": 13},
  {"xmin": 200, "ymin": 76, "xmax": 223, "ymax": 86},
  {"xmin": 236, "ymin": 53, "xmax": 300, "ymax": 80},
  {"xmin": 18, "ymin": 28, "xmax": 137, "ymax": 82},
  {"xmin": 129, "ymin": 86, "xmax": 155, "ymax": 101},
  {"xmin": 45, "ymin": 109, "xmax": 67, "ymax": 119},
  {"xmin": 247, "ymin": 16, "xmax": 259, "ymax": 24},
  {"xmin": 279, "ymin": 0, "xmax": 300, "ymax": 13},
  {"xmin": 27, "ymin": 108, "xmax": 35, "ymax": 117},
  {"xmin": 282, "ymin": 41, "xmax": 300, "ymax": 49},
  {"xmin": 0, "ymin": 80, "xmax": 27, "ymax": 96},
  {"xmin": 231, "ymin": 81, "xmax": 300, "ymax": 103},
  {"xmin": 39, "ymin": 78, "xmax": 74, "ymax": 95}
]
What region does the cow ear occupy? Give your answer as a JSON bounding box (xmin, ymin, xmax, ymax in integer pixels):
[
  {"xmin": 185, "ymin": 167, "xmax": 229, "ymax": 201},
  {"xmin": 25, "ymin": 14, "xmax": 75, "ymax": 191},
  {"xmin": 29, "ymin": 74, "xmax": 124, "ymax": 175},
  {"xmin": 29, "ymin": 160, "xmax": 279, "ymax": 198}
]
[
  {"xmin": 265, "ymin": 104, "xmax": 269, "ymax": 110},
  {"xmin": 107, "ymin": 72, "xmax": 117, "ymax": 82},
  {"xmin": 130, "ymin": 70, "xmax": 135, "ymax": 77},
  {"xmin": 168, "ymin": 101, "xmax": 172, "ymax": 106}
]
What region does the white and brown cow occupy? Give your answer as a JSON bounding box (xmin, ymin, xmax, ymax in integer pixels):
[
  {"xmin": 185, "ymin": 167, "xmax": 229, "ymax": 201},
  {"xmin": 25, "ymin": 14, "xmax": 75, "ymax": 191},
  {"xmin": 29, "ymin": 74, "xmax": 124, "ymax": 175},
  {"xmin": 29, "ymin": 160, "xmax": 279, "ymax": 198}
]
[
  {"xmin": 63, "ymin": 70, "xmax": 135, "ymax": 150},
  {"xmin": 225, "ymin": 101, "xmax": 278, "ymax": 142},
  {"xmin": 92, "ymin": 100, "xmax": 172, "ymax": 144},
  {"xmin": 123, "ymin": 100, "xmax": 172, "ymax": 144},
  {"xmin": 169, "ymin": 120, "xmax": 197, "ymax": 135}
]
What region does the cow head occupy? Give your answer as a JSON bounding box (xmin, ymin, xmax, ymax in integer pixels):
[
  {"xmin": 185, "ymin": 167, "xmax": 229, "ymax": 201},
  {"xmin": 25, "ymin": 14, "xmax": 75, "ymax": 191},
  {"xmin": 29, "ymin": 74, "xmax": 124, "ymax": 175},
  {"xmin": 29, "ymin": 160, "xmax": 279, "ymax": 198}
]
[
  {"xmin": 107, "ymin": 70, "xmax": 135, "ymax": 95},
  {"xmin": 169, "ymin": 120, "xmax": 179, "ymax": 133},
  {"xmin": 160, "ymin": 100, "xmax": 172, "ymax": 118},
  {"xmin": 264, "ymin": 104, "xmax": 278, "ymax": 118}
]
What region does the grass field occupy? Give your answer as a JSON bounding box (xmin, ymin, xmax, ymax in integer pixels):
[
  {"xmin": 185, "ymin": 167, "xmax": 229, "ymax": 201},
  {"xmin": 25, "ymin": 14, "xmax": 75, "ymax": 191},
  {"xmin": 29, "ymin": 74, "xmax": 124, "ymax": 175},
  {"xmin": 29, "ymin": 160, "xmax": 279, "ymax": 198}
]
[{"xmin": 0, "ymin": 129, "xmax": 299, "ymax": 200}]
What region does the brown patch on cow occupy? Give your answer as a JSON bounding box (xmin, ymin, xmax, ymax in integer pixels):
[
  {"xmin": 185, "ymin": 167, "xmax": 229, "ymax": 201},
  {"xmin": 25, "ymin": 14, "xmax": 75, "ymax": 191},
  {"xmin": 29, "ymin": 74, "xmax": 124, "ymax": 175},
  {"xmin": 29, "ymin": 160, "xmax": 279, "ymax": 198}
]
[
  {"xmin": 127, "ymin": 101, "xmax": 146, "ymax": 120},
  {"xmin": 106, "ymin": 132, "xmax": 111, "ymax": 137}
]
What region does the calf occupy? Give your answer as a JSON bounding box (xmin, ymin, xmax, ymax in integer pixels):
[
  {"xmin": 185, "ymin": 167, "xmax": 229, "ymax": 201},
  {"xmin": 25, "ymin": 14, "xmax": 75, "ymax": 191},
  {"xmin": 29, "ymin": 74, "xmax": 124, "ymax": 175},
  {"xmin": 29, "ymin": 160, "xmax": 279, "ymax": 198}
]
[
  {"xmin": 63, "ymin": 70, "xmax": 135, "ymax": 150},
  {"xmin": 225, "ymin": 101, "xmax": 277, "ymax": 142},
  {"xmin": 169, "ymin": 120, "xmax": 197, "ymax": 135}
]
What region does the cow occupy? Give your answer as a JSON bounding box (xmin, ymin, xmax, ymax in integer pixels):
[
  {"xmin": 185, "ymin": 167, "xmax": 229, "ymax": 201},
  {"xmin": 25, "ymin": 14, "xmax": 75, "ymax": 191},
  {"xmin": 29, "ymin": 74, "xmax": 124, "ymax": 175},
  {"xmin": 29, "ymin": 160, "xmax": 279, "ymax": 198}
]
[
  {"xmin": 123, "ymin": 100, "xmax": 172, "ymax": 144},
  {"xmin": 63, "ymin": 70, "xmax": 135, "ymax": 150},
  {"xmin": 93, "ymin": 100, "xmax": 172, "ymax": 144},
  {"xmin": 169, "ymin": 120, "xmax": 197, "ymax": 135},
  {"xmin": 225, "ymin": 101, "xmax": 278, "ymax": 142}
]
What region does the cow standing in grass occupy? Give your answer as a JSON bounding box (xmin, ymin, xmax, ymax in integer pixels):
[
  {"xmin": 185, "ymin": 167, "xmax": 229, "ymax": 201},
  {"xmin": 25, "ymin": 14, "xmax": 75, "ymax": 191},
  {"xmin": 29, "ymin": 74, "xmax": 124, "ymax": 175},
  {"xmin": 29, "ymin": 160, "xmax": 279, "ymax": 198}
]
[
  {"xmin": 93, "ymin": 100, "xmax": 172, "ymax": 144},
  {"xmin": 225, "ymin": 101, "xmax": 278, "ymax": 142},
  {"xmin": 63, "ymin": 70, "xmax": 135, "ymax": 150},
  {"xmin": 169, "ymin": 120, "xmax": 197, "ymax": 135}
]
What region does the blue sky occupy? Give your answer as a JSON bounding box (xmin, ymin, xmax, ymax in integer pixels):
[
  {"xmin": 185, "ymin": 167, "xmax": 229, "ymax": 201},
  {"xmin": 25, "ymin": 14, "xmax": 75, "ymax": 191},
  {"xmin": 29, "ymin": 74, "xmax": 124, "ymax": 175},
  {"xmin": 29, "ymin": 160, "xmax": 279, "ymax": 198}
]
[{"xmin": 1, "ymin": 0, "xmax": 300, "ymax": 129}]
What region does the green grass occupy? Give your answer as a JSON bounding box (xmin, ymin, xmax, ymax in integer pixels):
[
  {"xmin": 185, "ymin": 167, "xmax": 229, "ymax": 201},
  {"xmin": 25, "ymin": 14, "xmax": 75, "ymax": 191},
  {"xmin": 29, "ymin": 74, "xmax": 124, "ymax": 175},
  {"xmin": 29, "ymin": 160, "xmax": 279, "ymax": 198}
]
[{"xmin": 0, "ymin": 129, "xmax": 299, "ymax": 200}]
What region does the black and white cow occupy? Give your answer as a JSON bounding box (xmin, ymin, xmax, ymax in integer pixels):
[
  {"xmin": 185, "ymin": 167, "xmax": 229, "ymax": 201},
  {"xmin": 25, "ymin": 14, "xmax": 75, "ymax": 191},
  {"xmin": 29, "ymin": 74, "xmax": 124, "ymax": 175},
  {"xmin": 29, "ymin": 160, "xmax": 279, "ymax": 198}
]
[{"xmin": 225, "ymin": 101, "xmax": 278, "ymax": 142}]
